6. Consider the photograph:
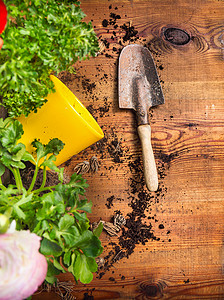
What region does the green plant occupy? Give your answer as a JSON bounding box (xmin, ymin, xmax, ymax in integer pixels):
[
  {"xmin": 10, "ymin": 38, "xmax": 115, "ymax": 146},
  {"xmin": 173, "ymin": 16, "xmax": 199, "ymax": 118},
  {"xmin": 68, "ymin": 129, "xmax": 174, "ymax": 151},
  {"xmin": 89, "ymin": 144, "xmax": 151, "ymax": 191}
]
[
  {"xmin": 0, "ymin": 117, "xmax": 103, "ymax": 284},
  {"xmin": 0, "ymin": 0, "xmax": 99, "ymax": 117}
]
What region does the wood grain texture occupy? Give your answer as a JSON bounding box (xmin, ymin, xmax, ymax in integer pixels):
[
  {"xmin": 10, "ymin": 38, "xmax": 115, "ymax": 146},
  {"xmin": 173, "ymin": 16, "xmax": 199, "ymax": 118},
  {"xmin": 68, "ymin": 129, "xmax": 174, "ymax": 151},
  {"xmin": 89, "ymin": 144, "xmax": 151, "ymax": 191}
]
[{"xmin": 33, "ymin": 0, "xmax": 224, "ymax": 299}]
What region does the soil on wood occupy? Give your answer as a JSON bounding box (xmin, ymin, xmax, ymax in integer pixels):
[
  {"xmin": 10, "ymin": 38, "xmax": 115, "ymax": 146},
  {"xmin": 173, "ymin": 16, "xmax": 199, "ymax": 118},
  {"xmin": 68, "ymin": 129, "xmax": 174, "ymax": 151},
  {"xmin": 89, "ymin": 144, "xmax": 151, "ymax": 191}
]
[{"xmin": 95, "ymin": 146, "xmax": 171, "ymax": 279}]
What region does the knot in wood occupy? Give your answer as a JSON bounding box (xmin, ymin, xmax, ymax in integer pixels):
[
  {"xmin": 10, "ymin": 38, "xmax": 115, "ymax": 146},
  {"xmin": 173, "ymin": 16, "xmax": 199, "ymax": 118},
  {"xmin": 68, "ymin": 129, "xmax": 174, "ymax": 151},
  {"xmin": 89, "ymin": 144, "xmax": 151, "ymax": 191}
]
[{"xmin": 163, "ymin": 27, "xmax": 190, "ymax": 45}]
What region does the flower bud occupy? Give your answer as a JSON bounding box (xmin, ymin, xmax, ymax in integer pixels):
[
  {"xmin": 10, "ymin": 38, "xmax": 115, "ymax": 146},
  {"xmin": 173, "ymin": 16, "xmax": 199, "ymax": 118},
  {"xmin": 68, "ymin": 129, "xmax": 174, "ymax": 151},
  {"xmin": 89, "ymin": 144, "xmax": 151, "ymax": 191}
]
[{"xmin": 0, "ymin": 213, "xmax": 9, "ymax": 234}]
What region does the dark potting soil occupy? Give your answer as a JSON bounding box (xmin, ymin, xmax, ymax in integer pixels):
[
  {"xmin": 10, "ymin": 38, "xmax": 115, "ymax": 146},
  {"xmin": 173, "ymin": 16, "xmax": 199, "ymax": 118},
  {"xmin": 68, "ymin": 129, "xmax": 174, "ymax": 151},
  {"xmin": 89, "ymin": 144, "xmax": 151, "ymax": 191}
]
[{"xmin": 11, "ymin": 161, "xmax": 60, "ymax": 191}]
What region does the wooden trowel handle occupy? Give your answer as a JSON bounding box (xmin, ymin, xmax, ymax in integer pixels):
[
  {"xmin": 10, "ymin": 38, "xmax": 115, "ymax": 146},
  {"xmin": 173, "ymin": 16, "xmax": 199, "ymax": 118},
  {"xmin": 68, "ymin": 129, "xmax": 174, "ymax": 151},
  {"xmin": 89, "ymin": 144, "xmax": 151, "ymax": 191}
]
[{"xmin": 137, "ymin": 124, "xmax": 158, "ymax": 192}]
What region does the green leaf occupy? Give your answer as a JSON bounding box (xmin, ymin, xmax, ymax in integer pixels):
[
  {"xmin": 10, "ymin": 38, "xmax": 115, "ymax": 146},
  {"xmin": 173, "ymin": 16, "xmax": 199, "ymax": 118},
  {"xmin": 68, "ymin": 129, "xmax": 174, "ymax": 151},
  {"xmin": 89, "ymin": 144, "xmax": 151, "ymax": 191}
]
[
  {"xmin": 36, "ymin": 201, "xmax": 55, "ymax": 221},
  {"xmin": 0, "ymin": 120, "xmax": 23, "ymax": 148},
  {"xmin": 58, "ymin": 214, "xmax": 74, "ymax": 231},
  {"xmin": 72, "ymin": 230, "xmax": 103, "ymax": 257},
  {"xmin": 55, "ymin": 203, "xmax": 65, "ymax": 214},
  {"xmin": 76, "ymin": 199, "xmax": 92, "ymax": 213},
  {"xmin": 63, "ymin": 251, "xmax": 71, "ymax": 266},
  {"xmin": 45, "ymin": 259, "xmax": 61, "ymax": 284},
  {"xmin": 53, "ymin": 258, "xmax": 66, "ymax": 273},
  {"xmin": 15, "ymin": 193, "xmax": 33, "ymax": 207},
  {"xmin": 73, "ymin": 211, "xmax": 88, "ymax": 223},
  {"xmin": 40, "ymin": 238, "xmax": 63, "ymax": 257},
  {"xmin": 20, "ymin": 29, "xmax": 31, "ymax": 35},
  {"xmin": 67, "ymin": 252, "xmax": 76, "ymax": 274},
  {"xmin": 10, "ymin": 160, "xmax": 26, "ymax": 169},
  {"xmin": 59, "ymin": 226, "xmax": 80, "ymax": 247},
  {"xmin": 93, "ymin": 221, "xmax": 104, "ymax": 238},
  {"xmin": 45, "ymin": 138, "xmax": 64, "ymax": 156},
  {"xmin": 32, "ymin": 138, "xmax": 64, "ymax": 163},
  {"xmin": 10, "ymin": 143, "xmax": 26, "ymax": 161},
  {"xmin": 21, "ymin": 151, "xmax": 35, "ymax": 163},
  {"xmin": 13, "ymin": 206, "xmax": 26, "ymax": 219},
  {"xmin": 72, "ymin": 252, "xmax": 97, "ymax": 284},
  {"xmin": 0, "ymin": 184, "xmax": 18, "ymax": 196},
  {"xmin": 69, "ymin": 173, "xmax": 89, "ymax": 190},
  {"xmin": 78, "ymin": 219, "xmax": 90, "ymax": 233},
  {"xmin": 41, "ymin": 155, "xmax": 59, "ymax": 172},
  {"xmin": 31, "ymin": 139, "xmax": 46, "ymax": 161}
]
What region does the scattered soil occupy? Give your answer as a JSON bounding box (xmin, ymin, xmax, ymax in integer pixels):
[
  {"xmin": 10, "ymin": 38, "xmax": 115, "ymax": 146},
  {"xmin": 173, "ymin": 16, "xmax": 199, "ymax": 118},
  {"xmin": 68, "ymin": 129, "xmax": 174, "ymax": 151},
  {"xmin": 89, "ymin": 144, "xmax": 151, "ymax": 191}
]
[
  {"xmin": 98, "ymin": 7, "xmax": 141, "ymax": 60},
  {"xmin": 96, "ymin": 149, "xmax": 171, "ymax": 279},
  {"xmin": 90, "ymin": 127, "xmax": 125, "ymax": 164}
]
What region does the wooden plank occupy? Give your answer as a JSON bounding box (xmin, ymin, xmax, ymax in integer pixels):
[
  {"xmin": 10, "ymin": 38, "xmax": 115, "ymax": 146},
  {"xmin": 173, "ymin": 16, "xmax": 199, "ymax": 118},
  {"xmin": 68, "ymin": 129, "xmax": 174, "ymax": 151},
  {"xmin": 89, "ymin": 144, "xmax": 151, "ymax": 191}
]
[{"xmin": 33, "ymin": 0, "xmax": 224, "ymax": 298}]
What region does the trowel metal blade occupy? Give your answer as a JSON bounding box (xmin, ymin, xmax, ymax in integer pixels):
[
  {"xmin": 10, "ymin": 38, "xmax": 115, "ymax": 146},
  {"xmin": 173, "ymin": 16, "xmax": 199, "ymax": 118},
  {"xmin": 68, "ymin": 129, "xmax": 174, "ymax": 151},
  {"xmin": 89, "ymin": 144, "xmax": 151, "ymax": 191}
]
[{"xmin": 118, "ymin": 44, "xmax": 165, "ymax": 112}]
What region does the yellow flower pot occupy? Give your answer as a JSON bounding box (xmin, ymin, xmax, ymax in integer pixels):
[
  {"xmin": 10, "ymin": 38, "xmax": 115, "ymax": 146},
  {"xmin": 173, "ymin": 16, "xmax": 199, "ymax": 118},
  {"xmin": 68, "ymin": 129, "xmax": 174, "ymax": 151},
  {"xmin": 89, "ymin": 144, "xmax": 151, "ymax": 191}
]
[{"xmin": 18, "ymin": 75, "xmax": 104, "ymax": 166}]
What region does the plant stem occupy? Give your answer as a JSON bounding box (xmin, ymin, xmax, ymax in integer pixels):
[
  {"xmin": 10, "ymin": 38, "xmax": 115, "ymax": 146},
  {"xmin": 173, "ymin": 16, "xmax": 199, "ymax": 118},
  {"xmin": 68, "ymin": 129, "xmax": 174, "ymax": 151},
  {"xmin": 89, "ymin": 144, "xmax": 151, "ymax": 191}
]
[
  {"xmin": 33, "ymin": 185, "xmax": 55, "ymax": 195},
  {"xmin": 0, "ymin": 177, "xmax": 2, "ymax": 186},
  {"xmin": 12, "ymin": 168, "xmax": 23, "ymax": 194},
  {"xmin": 5, "ymin": 207, "xmax": 13, "ymax": 218},
  {"xmin": 27, "ymin": 164, "xmax": 39, "ymax": 194},
  {"xmin": 0, "ymin": 177, "xmax": 5, "ymax": 189},
  {"xmin": 40, "ymin": 166, "xmax": 47, "ymax": 190}
]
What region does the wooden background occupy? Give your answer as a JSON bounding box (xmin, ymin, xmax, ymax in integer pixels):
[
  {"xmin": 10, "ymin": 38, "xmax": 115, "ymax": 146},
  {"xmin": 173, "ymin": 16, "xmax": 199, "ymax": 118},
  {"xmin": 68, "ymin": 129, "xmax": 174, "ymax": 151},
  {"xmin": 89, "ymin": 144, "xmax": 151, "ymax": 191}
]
[{"xmin": 34, "ymin": 0, "xmax": 224, "ymax": 299}]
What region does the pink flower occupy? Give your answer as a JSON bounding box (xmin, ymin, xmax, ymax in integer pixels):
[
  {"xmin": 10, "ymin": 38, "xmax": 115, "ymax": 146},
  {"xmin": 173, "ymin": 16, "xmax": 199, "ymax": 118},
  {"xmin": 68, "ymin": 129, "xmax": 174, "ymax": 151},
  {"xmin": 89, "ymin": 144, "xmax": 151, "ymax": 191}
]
[{"xmin": 0, "ymin": 230, "xmax": 48, "ymax": 300}]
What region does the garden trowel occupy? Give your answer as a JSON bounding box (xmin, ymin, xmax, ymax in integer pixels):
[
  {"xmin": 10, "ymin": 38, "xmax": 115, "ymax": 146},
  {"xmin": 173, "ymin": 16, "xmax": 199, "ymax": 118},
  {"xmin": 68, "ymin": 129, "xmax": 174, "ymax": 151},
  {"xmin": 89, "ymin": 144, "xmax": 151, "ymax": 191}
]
[{"xmin": 118, "ymin": 44, "xmax": 165, "ymax": 192}]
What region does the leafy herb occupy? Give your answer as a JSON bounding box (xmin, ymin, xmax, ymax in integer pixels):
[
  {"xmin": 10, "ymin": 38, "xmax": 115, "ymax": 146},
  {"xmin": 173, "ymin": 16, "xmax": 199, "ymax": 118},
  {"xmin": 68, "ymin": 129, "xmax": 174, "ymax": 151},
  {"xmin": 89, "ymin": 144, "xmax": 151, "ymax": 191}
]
[
  {"xmin": 0, "ymin": 118, "xmax": 103, "ymax": 284},
  {"xmin": 0, "ymin": 1, "xmax": 99, "ymax": 117}
]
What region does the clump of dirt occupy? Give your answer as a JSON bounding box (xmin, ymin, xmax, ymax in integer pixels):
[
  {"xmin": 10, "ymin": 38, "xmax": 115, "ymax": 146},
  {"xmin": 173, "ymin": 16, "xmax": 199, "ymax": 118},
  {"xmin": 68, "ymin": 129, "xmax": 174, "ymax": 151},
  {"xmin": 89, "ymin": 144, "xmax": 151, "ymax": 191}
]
[
  {"xmin": 90, "ymin": 136, "xmax": 108, "ymax": 159},
  {"xmin": 120, "ymin": 22, "xmax": 139, "ymax": 43},
  {"xmin": 105, "ymin": 195, "xmax": 115, "ymax": 209},
  {"xmin": 81, "ymin": 78, "xmax": 96, "ymax": 94}
]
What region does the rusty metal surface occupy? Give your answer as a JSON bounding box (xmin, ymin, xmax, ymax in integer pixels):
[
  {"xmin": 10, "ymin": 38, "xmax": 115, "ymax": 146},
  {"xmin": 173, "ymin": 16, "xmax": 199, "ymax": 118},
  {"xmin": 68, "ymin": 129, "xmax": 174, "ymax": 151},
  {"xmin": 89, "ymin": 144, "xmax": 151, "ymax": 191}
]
[{"xmin": 118, "ymin": 44, "xmax": 165, "ymax": 125}]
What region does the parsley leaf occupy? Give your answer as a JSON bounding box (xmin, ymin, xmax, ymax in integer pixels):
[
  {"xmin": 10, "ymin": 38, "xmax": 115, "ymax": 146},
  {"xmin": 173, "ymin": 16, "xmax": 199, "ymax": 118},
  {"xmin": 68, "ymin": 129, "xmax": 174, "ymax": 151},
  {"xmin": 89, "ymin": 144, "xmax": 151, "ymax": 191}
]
[{"xmin": 0, "ymin": 1, "xmax": 99, "ymax": 117}]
